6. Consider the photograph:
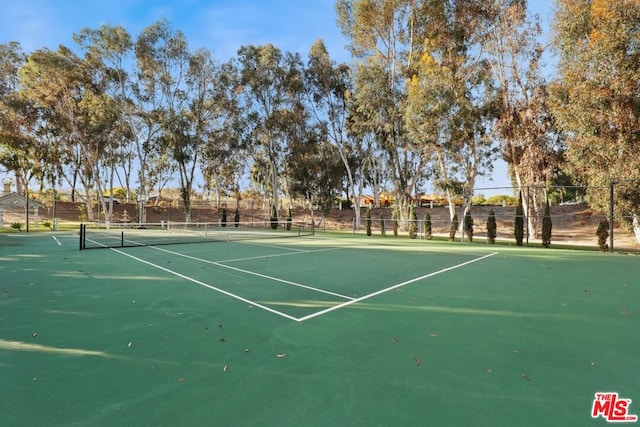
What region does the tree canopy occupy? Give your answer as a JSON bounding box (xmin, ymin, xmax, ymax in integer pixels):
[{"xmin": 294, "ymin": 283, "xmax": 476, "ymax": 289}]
[{"xmin": 0, "ymin": 1, "xmax": 639, "ymax": 242}]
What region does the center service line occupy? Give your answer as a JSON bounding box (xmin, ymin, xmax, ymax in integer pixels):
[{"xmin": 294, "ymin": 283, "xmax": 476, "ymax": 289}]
[{"xmin": 296, "ymin": 251, "xmax": 499, "ymax": 322}]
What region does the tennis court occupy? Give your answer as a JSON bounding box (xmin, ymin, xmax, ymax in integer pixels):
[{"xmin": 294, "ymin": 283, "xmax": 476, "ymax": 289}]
[{"xmin": 1, "ymin": 229, "xmax": 638, "ymax": 426}]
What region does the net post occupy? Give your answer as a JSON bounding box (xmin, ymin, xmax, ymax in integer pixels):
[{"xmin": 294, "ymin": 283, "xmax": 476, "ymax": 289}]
[
  {"xmin": 121, "ymin": 231, "xmax": 124, "ymax": 248},
  {"xmin": 79, "ymin": 224, "xmax": 84, "ymax": 250}
]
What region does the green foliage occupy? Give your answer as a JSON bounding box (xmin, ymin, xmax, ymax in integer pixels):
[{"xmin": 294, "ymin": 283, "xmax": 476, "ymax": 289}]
[
  {"xmin": 596, "ymin": 220, "xmax": 609, "ymax": 252},
  {"xmin": 485, "ymin": 195, "xmax": 517, "ymax": 206},
  {"xmin": 472, "ymin": 194, "xmax": 486, "ymax": 205},
  {"xmin": 286, "ymin": 208, "xmax": 292, "ymax": 231},
  {"xmin": 379, "ymin": 214, "xmax": 385, "ymax": 236},
  {"xmin": 514, "ymin": 195, "xmax": 524, "ymax": 246},
  {"xmin": 10, "ymin": 222, "xmax": 23, "ymax": 232},
  {"xmin": 270, "ymin": 204, "xmax": 278, "ymax": 230},
  {"xmin": 408, "ymin": 204, "xmax": 417, "ymax": 239},
  {"xmin": 449, "ymin": 214, "xmax": 459, "ymax": 242},
  {"xmin": 486, "ymin": 209, "xmax": 497, "ymax": 245},
  {"xmin": 552, "ymin": 1, "xmax": 640, "ymax": 231},
  {"xmin": 366, "ymin": 208, "xmax": 372, "ymax": 236},
  {"xmin": 221, "ymin": 208, "xmax": 227, "ymax": 228},
  {"xmin": 463, "ymin": 211, "xmax": 473, "ymax": 242},
  {"xmin": 424, "ymin": 211, "xmax": 432, "ymax": 240},
  {"xmin": 42, "ymin": 220, "xmax": 53, "ymax": 231},
  {"xmin": 541, "ymin": 200, "xmax": 552, "ymax": 248}
]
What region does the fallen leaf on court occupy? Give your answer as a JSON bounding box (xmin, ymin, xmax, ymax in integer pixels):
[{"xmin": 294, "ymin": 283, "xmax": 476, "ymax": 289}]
[
  {"xmin": 219, "ymin": 338, "xmax": 226, "ymax": 342},
  {"xmin": 127, "ymin": 342, "xmax": 133, "ymax": 348},
  {"xmin": 223, "ymin": 365, "xmax": 228, "ymax": 372},
  {"xmin": 276, "ymin": 353, "xmax": 286, "ymax": 358},
  {"xmin": 485, "ymin": 368, "xmax": 492, "ymax": 373},
  {"xmin": 178, "ymin": 378, "xmax": 185, "ymax": 383},
  {"xmin": 32, "ymin": 332, "xmax": 37, "ymax": 338},
  {"xmin": 413, "ymin": 355, "xmax": 421, "ymax": 366},
  {"xmin": 590, "ymin": 361, "xmax": 595, "ymax": 367},
  {"xmin": 428, "ymin": 333, "xmax": 438, "ymax": 337},
  {"xmin": 391, "ymin": 337, "xmax": 399, "ymax": 343},
  {"xmin": 512, "ymin": 349, "xmax": 519, "ymax": 354},
  {"xmin": 522, "ymin": 373, "xmax": 531, "ymax": 381}
]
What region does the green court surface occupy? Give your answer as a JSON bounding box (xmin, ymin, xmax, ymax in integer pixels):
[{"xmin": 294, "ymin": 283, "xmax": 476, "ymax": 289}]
[{"xmin": 1, "ymin": 231, "xmax": 638, "ymax": 426}]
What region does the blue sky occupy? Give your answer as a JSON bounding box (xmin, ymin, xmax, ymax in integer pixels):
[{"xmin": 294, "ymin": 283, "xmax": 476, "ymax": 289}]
[
  {"xmin": 0, "ymin": 0, "xmax": 556, "ymax": 195},
  {"xmin": 0, "ymin": 0, "xmax": 351, "ymax": 62}
]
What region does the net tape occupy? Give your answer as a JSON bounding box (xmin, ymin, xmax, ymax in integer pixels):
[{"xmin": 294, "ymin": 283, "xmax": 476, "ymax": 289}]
[{"xmin": 79, "ymin": 221, "xmax": 313, "ymax": 250}]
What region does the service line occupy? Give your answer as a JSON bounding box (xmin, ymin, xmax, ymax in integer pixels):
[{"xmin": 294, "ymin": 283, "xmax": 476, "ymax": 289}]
[{"xmin": 150, "ymin": 245, "xmax": 354, "ymax": 300}]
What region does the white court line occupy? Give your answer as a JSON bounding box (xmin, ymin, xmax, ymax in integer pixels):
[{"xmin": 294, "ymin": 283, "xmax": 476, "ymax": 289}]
[
  {"xmin": 296, "ymin": 251, "xmax": 499, "ymax": 322},
  {"xmin": 51, "ymin": 236, "xmax": 62, "ymax": 246},
  {"xmin": 86, "ymin": 235, "xmax": 497, "ymax": 322},
  {"xmin": 215, "ymin": 247, "xmax": 339, "ymax": 264},
  {"xmin": 106, "ymin": 246, "xmax": 301, "ymax": 322},
  {"xmin": 149, "ymin": 245, "xmax": 355, "ymax": 301},
  {"xmin": 236, "ymin": 240, "xmax": 310, "ymax": 253}
]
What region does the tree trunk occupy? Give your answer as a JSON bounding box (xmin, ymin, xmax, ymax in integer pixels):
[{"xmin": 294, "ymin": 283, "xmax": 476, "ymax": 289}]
[
  {"xmin": 513, "ymin": 168, "xmax": 536, "ymax": 239},
  {"xmin": 633, "ymin": 214, "xmax": 640, "ymax": 244}
]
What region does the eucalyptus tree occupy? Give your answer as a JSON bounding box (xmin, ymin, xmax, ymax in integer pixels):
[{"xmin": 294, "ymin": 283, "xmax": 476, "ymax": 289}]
[
  {"xmin": 336, "ymin": 0, "xmax": 425, "ymax": 222},
  {"xmin": 480, "ymin": 0, "xmax": 560, "ymax": 237},
  {"xmin": 198, "ymin": 60, "xmax": 247, "ymax": 208},
  {"xmin": 235, "ymin": 44, "xmax": 305, "ymax": 219},
  {"xmin": 551, "ymin": 0, "xmax": 640, "ymax": 242},
  {"xmin": 405, "ymin": 0, "xmax": 496, "ymax": 221},
  {"xmin": 286, "ymin": 122, "xmax": 345, "ymax": 215},
  {"xmin": 72, "ymin": 25, "xmax": 139, "ymax": 220},
  {"xmin": 0, "ymin": 42, "xmax": 38, "ymax": 190},
  {"xmin": 135, "ymin": 20, "xmax": 219, "ymax": 221},
  {"xmin": 304, "ymin": 39, "xmax": 366, "ymax": 225},
  {"xmin": 0, "ymin": 43, "xmax": 63, "ymax": 195},
  {"xmin": 19, "ymin": 45, "xmax": 121, "ymax": 220}
]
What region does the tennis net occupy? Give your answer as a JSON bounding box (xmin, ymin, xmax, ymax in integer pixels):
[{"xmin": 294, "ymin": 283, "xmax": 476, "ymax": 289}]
[{"xmin": 79, "ymin": 220, "xmax": 314, "ymax": 250}]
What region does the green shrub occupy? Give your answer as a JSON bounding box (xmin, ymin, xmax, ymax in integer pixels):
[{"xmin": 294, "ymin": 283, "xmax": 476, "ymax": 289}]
[
  {"xmin": 541, "ymin": 200, "xmax": 552, "ymax": 248},
  {"xmin": 10, "ymin": 222, "xmax": 23, "ymax": 232},
  {"xmin": 464, "ymin": 211, "xmax": 473, "ymax": 242},
  {"xmin": 596, "ymin": 220, "xmax": 609, "ymax": 252},
  {"xmin": 366, "ymin": 208, "xmax": 372, "ymax": 236},
  {"xmin": 449, "ymin": 214, "xmax": 459, "ymax": 241},
  {"xmin": 379, "ymin": 214, "xmax": 385, "ymax": 236},
  {"xmin": 408, "ymin": 204, "xmax": 417, "ymax": 239},
  {"xmin": 486, "ymin": 209, "xmax": 497, "ymax": 245},
  {"xmin": 270, "ymin": 204, "xmax": 278, "ymax": 230},
  {"xmin": 424, "ymin": 212, "xmax": 432, "ymax": 240},
  {"xmin": 514, "ymin": 194, "xmax": 524, "ymax": 246},
  {"xmin": 42, "ymin": 220, "xmax": 53, "ymax": 231}
]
